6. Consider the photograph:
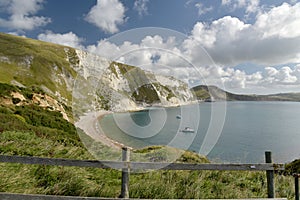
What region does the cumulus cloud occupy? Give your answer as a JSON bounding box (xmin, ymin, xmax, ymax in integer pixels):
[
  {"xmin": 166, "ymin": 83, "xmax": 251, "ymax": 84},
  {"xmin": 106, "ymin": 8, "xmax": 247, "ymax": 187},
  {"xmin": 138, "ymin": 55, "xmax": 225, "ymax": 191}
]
[
  {"xmin": 37, "ymin": 31, "xmax": 84, "ymax": 49},
  {"xmin": 263, "ymin": 66, "xmax": 298, "ymax": 85},
  {"xmin": 255, "ymin": 3, "xmax": 300, "ymax": 39},
  {"xmin": 189, "ymin": 16, "xmax": 249, "ymax": 49},
  {"xmin": 133, "ymin": 0, "xmax": 149, "ymax": 17},
  {"xmin": 85, "ymin": 0, "xmax": 126, "ymax": 34},
  {"xmin": 0, "ymin": 0, "xmax": 51, "ymax": 31},
  {"xmin": 187, "ymin": 3, "xmax": 300, "ymax": 66}
]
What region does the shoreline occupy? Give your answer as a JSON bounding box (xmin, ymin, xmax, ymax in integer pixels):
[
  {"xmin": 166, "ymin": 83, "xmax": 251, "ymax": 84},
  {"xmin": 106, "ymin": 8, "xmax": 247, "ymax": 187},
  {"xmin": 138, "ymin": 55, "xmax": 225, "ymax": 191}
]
[
  {"xmin": 74, "ymin": 102, "xmax": 207, "ymax": 151},
  {"xmin": 75, "ymin": 111, "xmax": 125, "ymax": 150}
]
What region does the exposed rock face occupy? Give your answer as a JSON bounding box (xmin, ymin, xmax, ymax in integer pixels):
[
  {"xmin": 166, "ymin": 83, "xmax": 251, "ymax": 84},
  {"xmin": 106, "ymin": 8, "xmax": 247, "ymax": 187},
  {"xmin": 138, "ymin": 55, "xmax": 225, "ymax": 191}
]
[
  {"xmin": 0, "ymin": 33, "xmax": 196, "ymax": 116},
  {"xmin": 72, "ymin": 51, "xmax": 196, "ymax": 112},
  {"xmin": 0, "ymin": 89, "xmax": 69, "ymax": 121},
  {"xmin": 74, "ymin": 49, "xmax": 111, "ymax": 80}
]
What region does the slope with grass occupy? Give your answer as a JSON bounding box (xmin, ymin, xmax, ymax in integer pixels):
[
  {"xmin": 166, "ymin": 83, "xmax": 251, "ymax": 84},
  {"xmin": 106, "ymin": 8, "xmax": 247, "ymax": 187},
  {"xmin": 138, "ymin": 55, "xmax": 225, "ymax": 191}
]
[
  {"xmin": 0, "ymin": 129, "xmax": 295, "ymax": 199},
  {"xmin": 0, "ymin": 32, "xmax": 196, "ymax": 114},
  {"xmin": 0, "ymin": 90, "xmax": 296, "ymax": 198},
  {"xmin": 0, "ymin": 32, "xmax": 78, "ymax": 103},
  {"xmin": 192, "ymin": 85, "xmax": 300, "ymax": 102},
  {"xmin": 0, "ymin": 100, "xmax": 296, "ymax": 199}
]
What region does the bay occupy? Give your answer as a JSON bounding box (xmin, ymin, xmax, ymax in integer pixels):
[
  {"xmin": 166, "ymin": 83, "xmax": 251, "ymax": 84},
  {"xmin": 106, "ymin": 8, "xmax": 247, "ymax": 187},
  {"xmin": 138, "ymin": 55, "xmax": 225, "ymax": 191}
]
[{"xmin": 99, "ymin": 101, "xmax": 300, "ymax": 163}]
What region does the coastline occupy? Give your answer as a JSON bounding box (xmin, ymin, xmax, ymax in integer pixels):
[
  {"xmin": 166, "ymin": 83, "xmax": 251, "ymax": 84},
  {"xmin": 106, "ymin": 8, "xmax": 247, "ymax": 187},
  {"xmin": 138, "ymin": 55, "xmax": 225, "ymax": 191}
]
[
  {"xmin": 75, "ymin": 111, "xmax": 124, "ymax": 150},
  {"xmin": 74, "ymin": 102, "xmax": 205, "ymax": 151}
]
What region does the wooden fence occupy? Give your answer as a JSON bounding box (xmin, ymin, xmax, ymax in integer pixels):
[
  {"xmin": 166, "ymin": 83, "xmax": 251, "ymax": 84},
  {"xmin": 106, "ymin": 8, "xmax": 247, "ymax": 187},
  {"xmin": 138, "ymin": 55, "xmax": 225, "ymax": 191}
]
[{"xmin": 0, "ymin": 150, "xmax": 297, "ymax": 200}]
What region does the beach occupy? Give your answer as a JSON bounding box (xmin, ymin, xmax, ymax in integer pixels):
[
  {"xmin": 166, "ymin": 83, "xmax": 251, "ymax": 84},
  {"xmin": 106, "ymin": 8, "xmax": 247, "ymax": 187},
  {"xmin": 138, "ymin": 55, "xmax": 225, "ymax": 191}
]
[{"xmin": 75, "ymin": 111, "xmax": 123, "ymax": 149}]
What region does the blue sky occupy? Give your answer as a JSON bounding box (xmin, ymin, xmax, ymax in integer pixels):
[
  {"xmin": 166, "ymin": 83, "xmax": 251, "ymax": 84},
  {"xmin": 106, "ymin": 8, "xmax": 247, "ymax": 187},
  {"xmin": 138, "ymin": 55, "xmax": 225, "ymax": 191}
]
[{"xmin": 0, "ymin": 0, "xmax": 300, "ymax": 94}]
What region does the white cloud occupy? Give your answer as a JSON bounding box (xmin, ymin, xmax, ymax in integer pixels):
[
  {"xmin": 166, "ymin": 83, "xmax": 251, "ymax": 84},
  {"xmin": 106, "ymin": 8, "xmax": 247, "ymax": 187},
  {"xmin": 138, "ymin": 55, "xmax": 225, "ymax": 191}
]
[
  {"xmin": 255, "ymin": 3, "xmax": 300, "ymax": 39},
  {"xmin": 87, "ymin": 39, "xmax": 140, "ymax": 61},
  {"xmin": 187, "ymin": 3, "xmax": 300, "ymax": 66},
  {"xmin": 133, "ymin": 0, "xmax": 149, "ymax": 17},
  {"xmin": 185, "ymin": 1, "xmax": 213, "ymax": 16},
  {"xmin": 84, "ymin": 11, "xmax": 300, "ymax": 92},
  {"xmin": 222, "ymin": 0, "xmax": 260, "ymax": 15},
  {"xmin": 37, "ymin": 31, "xmax": 84, "ymax": 49},
  {"xmin": 190, "ymin": 16, "xmax": 249, "ymax": 48},
  {"xmin": 85, "ymin": 0, "xmax": 126, "ymax": 34},
  {"xmin": 245, "ymin": 0, "xmax": 260, "ymax": 14},
  {"xmin": 221, "ymin": 0, "xmax": 231, "ymax": 6},
  {"xmin": 218, "ymin": 65, "xmax": 300, "ymax": 93},
  {"xmin": 0, "ymin": 0, "xmax": 51, "ymax": 31},
  {"xmin": 195, "ymin": 3, "xmax": 213, "ymax": 16},
  {"xmin": 263, "ymin": 66, "xmax": 298, "ymax": 85}
]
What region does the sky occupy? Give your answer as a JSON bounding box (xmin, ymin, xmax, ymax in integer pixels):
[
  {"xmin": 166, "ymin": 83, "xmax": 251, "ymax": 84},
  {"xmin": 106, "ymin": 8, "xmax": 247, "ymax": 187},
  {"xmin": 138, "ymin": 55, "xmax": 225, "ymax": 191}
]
[{"xmin": 0, "ymin": 0, "xmax": 300, "ymax": 94}]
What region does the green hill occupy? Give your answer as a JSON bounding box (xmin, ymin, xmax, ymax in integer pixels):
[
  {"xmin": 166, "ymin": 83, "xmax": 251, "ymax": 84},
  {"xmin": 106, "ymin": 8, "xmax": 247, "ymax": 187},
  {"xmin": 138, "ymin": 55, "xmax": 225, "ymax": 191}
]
[
  {"xmin": 0, "ymin": 32, "xmax": 195, "ymax": 115},
  {"xmin": 192, "ymin": 85, "xmax": 300, "ymax": 102},
  {"xmin": 0, "ymin": 32, "xmax": 78, "ymax": 102}
]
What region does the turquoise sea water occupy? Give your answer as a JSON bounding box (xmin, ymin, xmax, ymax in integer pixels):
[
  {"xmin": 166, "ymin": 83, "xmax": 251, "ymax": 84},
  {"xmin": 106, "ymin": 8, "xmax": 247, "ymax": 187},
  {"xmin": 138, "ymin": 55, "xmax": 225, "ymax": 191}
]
[{"xmin": 100, "ymin": 101, "xmax": 300, "ymax": 163}]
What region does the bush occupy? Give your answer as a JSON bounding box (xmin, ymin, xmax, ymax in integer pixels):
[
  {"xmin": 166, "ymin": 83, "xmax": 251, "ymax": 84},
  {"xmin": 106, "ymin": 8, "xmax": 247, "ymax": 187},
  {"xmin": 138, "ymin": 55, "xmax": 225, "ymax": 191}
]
[
  {"xmin": 12, "ymin": 97, "xmax": 21, "ymax": 104},
  {"xmin": 14, "ymin": 105, "xmax": 76, "ymax": 135},
  {"xmin": 0, "ymin": 105, "xmax": 81, "ymax": 146},
  {"xmin": 285, "ymin": 159, "xmax": 300, "ymax": 175},
  {"xmin": 0, "ymin": 82, "xmax": 18, "ymax": 97},
  {"xmin": 0, "ymin": 106, "xmax": 13, "ymax": 114}
]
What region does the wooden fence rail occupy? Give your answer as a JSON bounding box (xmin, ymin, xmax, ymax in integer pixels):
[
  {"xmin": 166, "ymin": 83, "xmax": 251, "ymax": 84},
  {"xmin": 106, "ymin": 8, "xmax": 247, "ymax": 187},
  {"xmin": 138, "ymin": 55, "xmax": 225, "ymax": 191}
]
[
  {"xmin": 0, "ymin": 150, "xmax": 289, "ymax": 200},
  {"xmin": 0, "ymin": 154, "xmax": 284, "ymax": 171}
]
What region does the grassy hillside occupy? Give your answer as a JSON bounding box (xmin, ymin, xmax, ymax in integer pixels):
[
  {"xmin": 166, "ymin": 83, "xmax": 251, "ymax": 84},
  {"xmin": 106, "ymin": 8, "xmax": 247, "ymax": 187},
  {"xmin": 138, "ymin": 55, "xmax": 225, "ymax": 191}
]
[
  {"xmin": 0, "ymin": 92, "xmax": 296, "ymax": 198},
  {"xmin": 0, "ymin": 32, "xmax": 77, "ymax": 102},
  {"xmin": 109, "ymin": 62, "xmax": 161, "ymax": 104},
  {"xmin": 0, "ymin": 99, "xmax": 296, "ymax": 199},
  {"xmin": 192, "ymin": 85, "xmax": 300, "ymax": 102},
  {"xmin": 0, "ymin": 131, "xmax": 295, "ymax": 199}
]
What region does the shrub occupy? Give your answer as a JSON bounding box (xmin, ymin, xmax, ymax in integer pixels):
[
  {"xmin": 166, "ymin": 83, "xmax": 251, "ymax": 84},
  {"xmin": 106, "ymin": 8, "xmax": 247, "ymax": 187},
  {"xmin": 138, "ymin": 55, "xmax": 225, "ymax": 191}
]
[
  {"xmin": 0, "ymin": 82, "xmax": 18, "ymax": 97},
  {"xmin": 285, "ymin": 159, "xmax": 300, "ymax": 175},
  {"xmin": 12, "ymin": 98, "xmax": 21, "ymax": 104}
]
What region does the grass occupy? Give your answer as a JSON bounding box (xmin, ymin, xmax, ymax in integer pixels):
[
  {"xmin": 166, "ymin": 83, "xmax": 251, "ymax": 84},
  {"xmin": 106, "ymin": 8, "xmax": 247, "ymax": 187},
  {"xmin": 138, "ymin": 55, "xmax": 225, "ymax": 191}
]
[
  {"xmin": 0, "ymin": 117, "xmax": 296, "ymax": 199},
  {"xmin": 106, "ymin": 61, "xmax": 180, "ymax": 105},
  {"xmin": 0, "ymin": 103, "xmax": 124, "ymax": 197},
  {"xmin": 0, "ymin": 32, "xmax": 78, "ymax": 101},
  {"xmin": 0, "ymin": 100, "xmax": 297, "ymax": 199},
  {"xmin": 132, "ymin": 84, "xmax": 160, "ymax": 103},
  {"xmin": 153, "ymin": 83, "xmax": 176, "ymax": 101},
  {"xmin": 0, "ymin": 151, "xmax": 295, "ymax": 199},
  {"xmin": 109, "ymin": 61, "xmax": 136, "ymax": 76}
]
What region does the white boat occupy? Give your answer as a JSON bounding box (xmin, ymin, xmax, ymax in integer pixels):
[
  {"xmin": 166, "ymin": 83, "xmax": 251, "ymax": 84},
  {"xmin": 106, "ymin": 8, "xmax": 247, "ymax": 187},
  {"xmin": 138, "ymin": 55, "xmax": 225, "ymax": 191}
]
[{"xmin": 181, "ymin": 127, "xmax": 195, "ymax": 133}]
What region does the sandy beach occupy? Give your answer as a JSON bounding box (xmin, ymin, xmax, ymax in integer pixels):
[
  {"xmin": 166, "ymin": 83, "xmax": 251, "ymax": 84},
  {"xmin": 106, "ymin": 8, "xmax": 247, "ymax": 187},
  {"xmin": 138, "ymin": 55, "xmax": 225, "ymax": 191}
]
[{"xmin": 75, "ymin": 111, "xmax": 123, "ymax": 149}]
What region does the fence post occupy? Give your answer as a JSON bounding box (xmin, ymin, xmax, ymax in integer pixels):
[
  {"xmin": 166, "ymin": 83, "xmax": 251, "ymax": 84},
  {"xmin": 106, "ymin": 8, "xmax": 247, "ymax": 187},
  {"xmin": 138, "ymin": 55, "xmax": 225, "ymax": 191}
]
[
  {"xmin": 265, "ymin": 151, "xmax": 275, "ymax": 198},
  {"xmin": 120, "ymin": 147, "xmax": 130, "ymax": 198},
  {"xmin": 294, "ymin": 174, "xmax": 299, "ymax": 200}
]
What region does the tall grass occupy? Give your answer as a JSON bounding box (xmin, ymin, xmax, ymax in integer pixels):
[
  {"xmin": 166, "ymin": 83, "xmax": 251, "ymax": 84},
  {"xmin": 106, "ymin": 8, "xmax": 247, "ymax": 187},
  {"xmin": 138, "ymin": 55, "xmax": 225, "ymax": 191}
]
[
  {"xmin": 0, "ymin": 129, "xmax": 296, "ymax": 199},
  {"xmin": 0, "ymin": 90, "xmax": 297, "ymax": 199}
]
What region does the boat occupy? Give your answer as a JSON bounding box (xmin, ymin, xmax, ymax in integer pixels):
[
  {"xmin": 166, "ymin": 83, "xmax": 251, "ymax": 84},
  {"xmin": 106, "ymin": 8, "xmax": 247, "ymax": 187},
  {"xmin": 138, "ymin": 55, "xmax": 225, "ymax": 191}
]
[
  {"xmin": 176, "ymin": 115, "xmax": 181, "ymax": 119},
  {"xmin": 204, "ymin": 97, "xmax": 215, "ymax": 102},
  {"xmin": 180, "ymin": 127, "xmax": 195, "ymax": 133}
]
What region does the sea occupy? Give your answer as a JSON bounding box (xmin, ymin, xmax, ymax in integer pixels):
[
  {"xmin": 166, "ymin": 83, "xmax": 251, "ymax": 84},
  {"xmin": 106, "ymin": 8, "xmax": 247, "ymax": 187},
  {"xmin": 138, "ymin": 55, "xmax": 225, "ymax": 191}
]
[{"xmin": 99, "ymin": 101, "xmax": 300, "ymax": 163}]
